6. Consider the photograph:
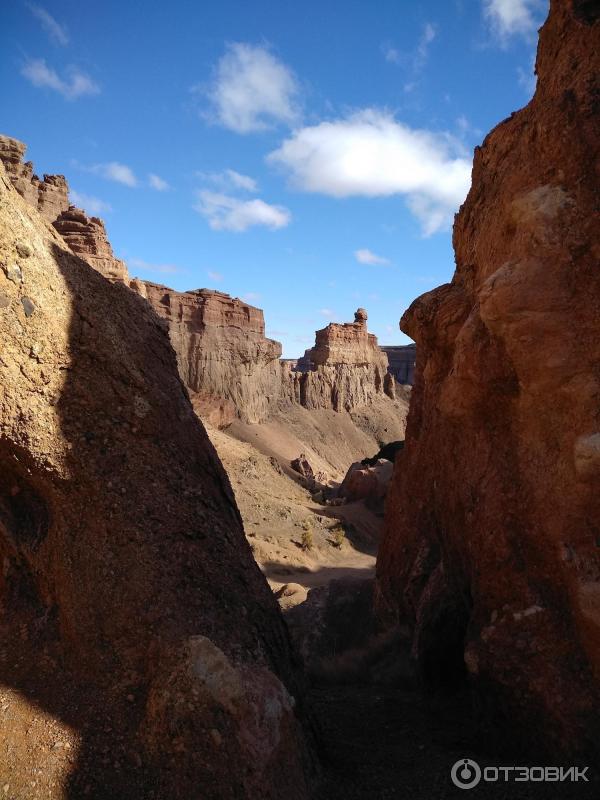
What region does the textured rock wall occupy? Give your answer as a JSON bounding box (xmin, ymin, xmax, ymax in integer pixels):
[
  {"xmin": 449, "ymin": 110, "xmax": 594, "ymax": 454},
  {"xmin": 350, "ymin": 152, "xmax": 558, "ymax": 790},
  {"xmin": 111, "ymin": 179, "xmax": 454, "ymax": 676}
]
[
  {"xmin": 135, "ymin": 281, "xmax": 283, "ymax": 424},
  {"xmin": 376, "ymin": 0, "xmax": 600, "ymax": 758},
  {"xmin": 54, "ymin": 206, "xmax": 129, "ymax": 283},
  {"xmin": 0, "ymin": 134, "xmax": 68, "ymax": 222},
  {"xmin": 289, "ymin": 309, "xmax": 394, "ymax": 412},
  {"xmin": 0, "ymin": 162, "xmax": 311, "ymax": 798},
  {"xmin": 0, "ymin": 134, "xmax": 128, "ymax": 284}
]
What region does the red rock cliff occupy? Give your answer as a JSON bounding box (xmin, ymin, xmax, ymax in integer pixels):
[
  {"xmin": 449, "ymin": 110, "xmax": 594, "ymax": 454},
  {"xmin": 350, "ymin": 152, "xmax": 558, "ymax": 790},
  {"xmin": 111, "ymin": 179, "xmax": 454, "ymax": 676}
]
[
  {"xmin": 133, "ymin": 281, "xmax": 283, "ymax": 424},
  {"xmin": 376, "ymin": 0, "xmax": 600, "ymax": 757},
  {"xmin": 0, "ymin": 162, "xmax": 312, "ymax": 798}
]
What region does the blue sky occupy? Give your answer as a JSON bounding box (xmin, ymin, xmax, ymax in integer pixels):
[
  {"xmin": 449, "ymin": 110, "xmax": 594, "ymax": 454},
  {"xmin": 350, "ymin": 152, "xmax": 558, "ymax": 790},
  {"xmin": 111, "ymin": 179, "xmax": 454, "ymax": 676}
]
[{"xmin": 2, "ymin": 0, "xmax": 547, "ymax": 356}]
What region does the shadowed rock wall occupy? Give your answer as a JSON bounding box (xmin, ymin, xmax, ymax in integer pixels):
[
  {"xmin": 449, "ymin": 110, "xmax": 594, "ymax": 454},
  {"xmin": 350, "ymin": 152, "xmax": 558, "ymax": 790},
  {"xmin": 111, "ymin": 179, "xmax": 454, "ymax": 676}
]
[{"xmin": 376, "ymin": 0, "xmax": 600, "ymax": 758}]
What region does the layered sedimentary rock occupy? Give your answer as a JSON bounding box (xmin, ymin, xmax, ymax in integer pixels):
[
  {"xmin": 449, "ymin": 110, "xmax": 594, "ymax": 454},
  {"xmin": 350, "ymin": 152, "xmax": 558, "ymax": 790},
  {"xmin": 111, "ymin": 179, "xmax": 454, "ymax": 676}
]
[
  {"xmin": 286, "ymin": 309, "xmax": 395, "ymax": 412},
  {"xmin": 134, "ymin": 282, "xmax": 283, "ymax": 424},
  {"xmin": 0, "ymin": 134, "xmax": 68, "ymax": 222},
  {"xmin": 54, "ymin": 206, "xmax": 129, "ymax": 283},
  {"xmin": 381, "ymin": 344, "xmax": 416, "ymax": 385},
  {"xmin": 0, "ymin": 134, "xmax": 128, "ymax": 284},
  {"xmin": 376, "ymin": 0, "xmax": 600, "ymax": 758},
  {"xmin": 0, "ymin": 163, "xmax": 311, "ymax": 797}
]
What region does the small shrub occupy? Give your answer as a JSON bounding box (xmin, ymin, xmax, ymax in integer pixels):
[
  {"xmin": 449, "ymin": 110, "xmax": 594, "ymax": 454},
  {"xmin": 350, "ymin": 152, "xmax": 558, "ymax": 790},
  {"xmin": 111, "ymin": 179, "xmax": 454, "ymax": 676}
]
[
  {"xmin": 301, "ymin": 522, "xmax": 314, "ymax": 551},
  {"xmin": 331, "ymin": 524, "xmax": 345, "ymax": 549}
]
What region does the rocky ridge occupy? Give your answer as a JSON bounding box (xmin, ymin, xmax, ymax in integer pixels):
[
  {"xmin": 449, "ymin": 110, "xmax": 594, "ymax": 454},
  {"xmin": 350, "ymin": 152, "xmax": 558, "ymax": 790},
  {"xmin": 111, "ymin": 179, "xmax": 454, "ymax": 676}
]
[
  {"xmin": 0, "ymin": 135, "xmax": 128, "ymax": 284},
  {"xmin": 376, "ymin": 0, "xmax": 600, "ymax": 758},
  {"xmin": 0, "ymin": 134, "xmax": 68, "ymax": 222},
  {"xmin": 0, "ymin": 136, "xmax": 406, "ymax": 430}
]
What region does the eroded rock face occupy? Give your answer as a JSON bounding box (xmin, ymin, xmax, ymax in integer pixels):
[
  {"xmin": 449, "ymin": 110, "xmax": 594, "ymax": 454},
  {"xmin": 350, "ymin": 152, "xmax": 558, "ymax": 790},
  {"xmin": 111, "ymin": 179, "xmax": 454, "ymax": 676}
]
[
  {"xmin": 54, "ymin": 206, "xmax": 130, "ymax": 283},
  {"xmin": 0, "ymin": 135, "xmax": 128, "ymax": 285},
  {"xmin": 0, "ymin": 163, "xmax": 311, "ymax": 798},
  {"xmin": 0, "ymin": 134, "xmax": 69, "ymax": 222},
  {"xmin": 135, "ymin": 282, "xmax": 283, "ymax": 424},
  {"xmin": 288, "ymin": 309, "xmax": 394, "ymax": 412},
  {"xmin": 376, "ymin": 0, "xmax": 600, "ymax": 757}
]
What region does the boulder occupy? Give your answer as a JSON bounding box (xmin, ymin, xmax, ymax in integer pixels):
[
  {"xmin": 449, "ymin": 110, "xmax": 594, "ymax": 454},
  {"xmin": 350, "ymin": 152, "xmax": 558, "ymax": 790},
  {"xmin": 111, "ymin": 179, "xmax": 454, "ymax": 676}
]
[{"xmin": 339, "ymin": 460, "xmax": 394, "ymax": 503}]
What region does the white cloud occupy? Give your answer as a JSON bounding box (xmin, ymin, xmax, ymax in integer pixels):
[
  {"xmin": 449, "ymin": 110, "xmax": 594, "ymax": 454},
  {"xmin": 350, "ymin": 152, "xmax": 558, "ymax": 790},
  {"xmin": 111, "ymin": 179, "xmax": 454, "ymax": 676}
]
[
  {"xmin": 483, "ymin": 0, "xmax": 546, "ymax": 40},
  {"xmin": 194, "ymin": 190, "xmax": 291, "ymax": 232},
  {"xmin": 128, "ymin": 258, "xmax": 184, "ymax": 275},
  {"xmin": 382, "ymin": 22, "xmax": 436, "ymax": 73},
  {"xmin": 415, "ymin": 22, "xmax": 436, "ymax": 69},
  {"xmin": 207, "ymin": 270, "xmax": 224, "ymax": 282},
  {"xmin": 224, "ymin": 169, "xmax": 257, "ymax": 191},
  {"xmin": 148, "ymin": 173, "xmax": 170, "ymax": 191},
  {"xmin": 21, "ymin": 59, "xmax": 99, "ymax": 99},
  {"xmin": 382, "ymin": 43, "xmax": 401, "ymax": 64},
  {"xmin": 205, "ymin": 43, "xmax": 300, "ymax": 133},
  {"xmin": 319, "ymin": 308, "xmax": 336, "ymax": 319},
  {"xmin": 69, "ymin": 190, "xmax": 112, "ymax": 215},
  {"xmin": 243, "ymin": 292, "xmax": 261, "ymax": 302},
  {"xmin": 268, "ymin": 109, "xmax": 472, "ymax": 236},
  {"xmin": 27, "ymin": 4, "xmax": 69, "ymax": 46},
  {"xmin": 198, "ymin": 168, "xmax": 258, "ymax": 192},
  {"xmin": 89, "ymin": 162, "xmax": 137, "ymax": 187},
  {"xmin": 355, "ymin": 248, "xmax": 390, "ymax": 266}
]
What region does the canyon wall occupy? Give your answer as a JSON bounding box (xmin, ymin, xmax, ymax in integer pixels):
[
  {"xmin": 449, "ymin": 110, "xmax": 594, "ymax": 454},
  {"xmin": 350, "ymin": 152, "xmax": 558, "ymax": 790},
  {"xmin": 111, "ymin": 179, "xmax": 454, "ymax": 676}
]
[
  {"xmin": 0, "ymin": 135, "xmax": 404, "ymax": 432},
  {"xmin": 133, "ymin": 281, "xmax": 283, "ymax": 425},
  {"xmin": 0, "ymin": 162, "xmax": 311, "ymax": 798},
  {"xmin": 376, "ymin": 0, "xmax": 600, "ymax": 758},
  {"xmin": 285, "ymin": 308, "xmax": 395, "ymax": 412}
]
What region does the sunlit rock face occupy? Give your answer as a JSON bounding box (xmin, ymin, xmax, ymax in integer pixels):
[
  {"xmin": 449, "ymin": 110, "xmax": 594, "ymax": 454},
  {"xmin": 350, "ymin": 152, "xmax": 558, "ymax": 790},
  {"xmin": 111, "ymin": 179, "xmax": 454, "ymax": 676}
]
[
  {"xmin": 135, "ymin": 282, "xmax": 283, "ymax": 424},
  {"xmin": 0, "ymin": 134, "xmax": 69, "ymax": 222},
  {"xmin": 376, "ymin": 0, "xmax": 600, "ymax": 758},
  {"xmin": 287, "ymin": 308, "xmax": 395, "ymax": 412},
  {"xmin": 54, "ymin": 206, "xmax": 130, "ymax": 283}
]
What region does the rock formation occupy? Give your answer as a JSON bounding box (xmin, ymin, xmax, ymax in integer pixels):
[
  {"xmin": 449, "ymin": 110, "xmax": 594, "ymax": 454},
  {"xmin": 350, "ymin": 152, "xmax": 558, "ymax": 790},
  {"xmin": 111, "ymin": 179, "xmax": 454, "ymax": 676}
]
[
  {"xmin": 134, "ymin": 282, "xmax": 283, "ymax": 424},
  {"xmin": 0, "ymin": 135, "xmax": 406, "ymax": 434},
  {"xmin": 54, "ymin": 206, "xmax": 130, "ymax": 283},
  {"xmin": 286, "ymin": 309, "xmax": 395, "ymax": 412},
  {"xmin": 0, "ymin": 134, "xmax": 128, "ymax": 284},
  {"xmin": 376, "ymin": 0, "xmax": 600, "ymax": 758},
  {"xmin": 0, "ymin": 162, "xmax": 311, "ymax": 797},
  {"xmin": 381, "ymin": 344, "xmax": 416, "ymax": 385},
  {"xmin": 0, "ymin": 134, "xmax": 68, "ymax": 222}
]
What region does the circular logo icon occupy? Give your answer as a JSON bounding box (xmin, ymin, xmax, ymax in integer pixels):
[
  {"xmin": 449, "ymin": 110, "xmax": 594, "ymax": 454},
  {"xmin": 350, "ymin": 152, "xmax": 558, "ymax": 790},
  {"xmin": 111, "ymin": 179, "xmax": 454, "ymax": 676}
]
[{"xmin": 451, "ymin": 758, "xmax": 482, "ymax": 789}]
